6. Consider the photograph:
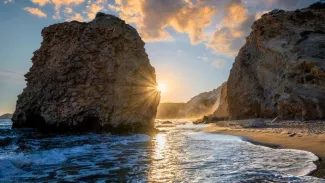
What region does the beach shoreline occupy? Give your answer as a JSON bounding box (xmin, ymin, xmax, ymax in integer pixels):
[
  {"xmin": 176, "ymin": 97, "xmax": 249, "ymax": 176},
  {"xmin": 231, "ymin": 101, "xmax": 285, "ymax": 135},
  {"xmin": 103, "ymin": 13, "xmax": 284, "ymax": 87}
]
[{"xmin": 203, "ymin": 121, "xmax": 325, "ymax": 179}]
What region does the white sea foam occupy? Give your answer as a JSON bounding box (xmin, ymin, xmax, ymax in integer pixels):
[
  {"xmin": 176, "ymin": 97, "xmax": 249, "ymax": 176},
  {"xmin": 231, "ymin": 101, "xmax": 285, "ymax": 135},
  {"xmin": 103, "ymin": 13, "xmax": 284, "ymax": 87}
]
[{"xmin": 0, "ymin": 120, "xmax": 324, "ymax": 182}]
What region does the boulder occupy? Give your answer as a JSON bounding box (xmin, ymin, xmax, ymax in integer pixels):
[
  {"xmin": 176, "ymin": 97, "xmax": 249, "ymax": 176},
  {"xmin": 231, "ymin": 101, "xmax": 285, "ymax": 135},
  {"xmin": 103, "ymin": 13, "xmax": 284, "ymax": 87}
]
[
  {"xmin": 227, "ymin": 4, "xmax": 325, "ymax": 120},
  {"xmin": 244, "ymin": 119, "xmax": 267, "ymax": 128},
  {"xmin": 12, "ymin": 13, "xmax": 160, "ymax": 133}
]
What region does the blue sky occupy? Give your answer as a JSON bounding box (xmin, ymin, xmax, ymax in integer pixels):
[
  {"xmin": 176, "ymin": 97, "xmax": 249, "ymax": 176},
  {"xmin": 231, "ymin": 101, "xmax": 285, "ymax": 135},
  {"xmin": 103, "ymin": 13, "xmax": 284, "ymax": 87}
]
[{"xmin": 0, "ymin": 0, "xmax": 318, "ymax": 114}]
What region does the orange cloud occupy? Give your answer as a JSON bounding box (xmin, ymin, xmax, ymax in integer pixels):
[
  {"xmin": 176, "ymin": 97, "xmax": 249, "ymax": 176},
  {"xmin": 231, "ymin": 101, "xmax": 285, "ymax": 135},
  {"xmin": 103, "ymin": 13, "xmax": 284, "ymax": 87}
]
[
  {"xmin": 66, "ymin": 12, "xmax": 85, "ymax": 21},
  {"xmin": 255, "ymin": 10, "xmax": 270, "ymax": 20},
  {"xmin": 30, "ymin": 0, "xmax": 84, "ymax": 8},
  {"xmin": 64, "ymin": 7, "xmax": 73, "ymax": 14},
  {"xmin": 84, "ymin": 3, "xmax": 103, "ymax": 19},
  {"xmin": 24, "ymin": 7, "xmax": 47, "ymax": 18},
  {"xmin": 31, "ymin": 0, "xmax": 50, "ymax": 6},
  {"xmin": 223, "ymin": 2, "xmax": 247, "ymax": 29},
  {"xmin": 207, "ymin": 1, "xmax": 255, "ymax": 56},
  {"xmin": 109, "ymin": 0, "xmax": 216, "ymax": 44}
]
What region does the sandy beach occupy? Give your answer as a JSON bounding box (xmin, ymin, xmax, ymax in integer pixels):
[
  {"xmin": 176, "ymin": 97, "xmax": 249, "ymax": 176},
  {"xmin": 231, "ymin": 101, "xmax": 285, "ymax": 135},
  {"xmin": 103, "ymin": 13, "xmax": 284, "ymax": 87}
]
[{"xmin": 203, "ymin": 120, "xmax": 325, "ymax": 179}]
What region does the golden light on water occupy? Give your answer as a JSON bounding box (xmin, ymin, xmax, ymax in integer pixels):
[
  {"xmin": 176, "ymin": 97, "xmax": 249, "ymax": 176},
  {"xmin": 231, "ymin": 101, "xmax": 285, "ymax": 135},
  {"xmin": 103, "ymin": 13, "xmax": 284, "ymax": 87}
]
[
  {"xmin": 157, "ymin": 83, "xmax": 167, "ymax": 93},
  {"xmin": 153, "ymin": 133, "xmax": 167, "ymax": 160}
]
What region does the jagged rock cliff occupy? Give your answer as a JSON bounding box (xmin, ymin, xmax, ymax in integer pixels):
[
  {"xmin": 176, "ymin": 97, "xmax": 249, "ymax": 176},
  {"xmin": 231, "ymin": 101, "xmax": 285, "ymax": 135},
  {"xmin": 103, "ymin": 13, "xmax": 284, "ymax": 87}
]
[
  {"xmin": 157, "ymin": 84, "xmax": 224, "ymax": 119},
  {"xmin": 183, "ymin": 87, "xmax": 222, "ymax": 118},
  {"xmin": 0, "ymin": 113, "xmax": 12, "ymax": 119},
  {"xmin": 12, "ymin": 12, "xmax": 160, "ymax": 133},
  {"xmin": 212, "ymin": 82, "xmax": 228, "ymax": 118},
  {"xmin": 228, "ymin": 5, "xmax": 325, "ymax": 120}
]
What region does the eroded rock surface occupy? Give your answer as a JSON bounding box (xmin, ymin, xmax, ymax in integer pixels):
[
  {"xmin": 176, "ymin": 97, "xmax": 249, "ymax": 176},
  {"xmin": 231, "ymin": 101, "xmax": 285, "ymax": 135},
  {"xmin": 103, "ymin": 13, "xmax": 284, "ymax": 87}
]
[
  {"xmin": 157, "ymin": 85, "xmax": 224, "ymax": 119},
  {"xmin": 212, "ymin": 82, "xmax": 229, "ymax": 118},
  {"xmin": 12, "ymin": 12, "xmax": 160, "ymax": 133},
  {"xmin": 183, "ymin": 87, "xmax": 222, "ymax": 118},
  {"xmin": 228, "ymin": 5, "xmax": 325, "ymax": 120}
]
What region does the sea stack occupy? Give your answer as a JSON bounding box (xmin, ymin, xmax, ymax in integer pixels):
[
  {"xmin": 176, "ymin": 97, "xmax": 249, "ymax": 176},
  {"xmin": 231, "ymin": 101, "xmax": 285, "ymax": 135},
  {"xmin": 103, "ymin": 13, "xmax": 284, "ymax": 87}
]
[
  {"xmin": 227, "ymin": 5, "xmax": 325, "ymax": 120},
  {"xmin": 12, "ymin": 12, "xmax": 160, "ymax": 133}
]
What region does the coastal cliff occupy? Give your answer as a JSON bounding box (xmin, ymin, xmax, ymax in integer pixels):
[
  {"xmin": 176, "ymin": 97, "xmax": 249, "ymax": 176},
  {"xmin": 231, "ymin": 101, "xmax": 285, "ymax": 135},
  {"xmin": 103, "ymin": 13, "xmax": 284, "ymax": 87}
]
[
  {"xmin": 157, "ymin": 84, "xmax": 224, "ymax": 119},
  {"xmin": 183, "ymin": 87, "xmax": 222, "ymax": 118},
  {"xmin": 212, "ymin": 82, "xmax": 228, "ymax": 118},
  {"xmin": 12, "ymin": 12, "xmax": 160, "ymax": 133},
  {"xmin": 0, "ymin": 113, "xmax": 12, "ymax": 119},
  {"xmin": 228, "ymin": 5, "xmax": 325, "ymax": 120}
]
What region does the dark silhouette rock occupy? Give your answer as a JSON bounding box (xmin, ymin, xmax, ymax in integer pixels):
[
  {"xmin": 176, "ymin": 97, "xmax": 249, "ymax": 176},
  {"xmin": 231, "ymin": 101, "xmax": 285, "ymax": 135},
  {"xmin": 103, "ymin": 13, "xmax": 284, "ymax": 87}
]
[
  {"xmin": 0, "ymin": 113, "xmax": 12, "ymax": 119},
  {"xmin": 244, "ymin": 119, "xmax": 267, "ymax": 128},
  {"xmin": 12, "ymin": 12, "xmax": 160, "ymax": 133}
]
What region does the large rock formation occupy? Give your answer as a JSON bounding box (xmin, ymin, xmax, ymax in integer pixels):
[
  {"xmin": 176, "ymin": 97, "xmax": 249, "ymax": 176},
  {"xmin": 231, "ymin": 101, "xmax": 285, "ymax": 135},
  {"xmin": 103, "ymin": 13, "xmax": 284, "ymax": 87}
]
[
  {"xmin": 228, "ymin": 4, "xmax": 325, "ymax": 120},
  {"xmin": 212, "ymin": 82, "xmax": 228, "ymax": 118},
  {"xmin": 157, "ymin": 84, "xmax": 224, "ymax": 119},
  {"xmin": 183, "ymin": 87, "xmax": 222, "ymax": 118},
  {"xmin": 0, "ymin": 113, "xmax": 12, "ymax": 119},
  {"xmin": 12, "ymin": 12, "xmax": 160, "ymax": 133}
]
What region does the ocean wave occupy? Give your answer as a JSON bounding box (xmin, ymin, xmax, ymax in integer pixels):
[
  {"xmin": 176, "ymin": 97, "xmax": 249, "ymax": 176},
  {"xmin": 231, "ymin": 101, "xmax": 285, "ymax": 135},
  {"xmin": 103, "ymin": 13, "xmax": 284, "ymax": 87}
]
[{"xmin": 0, "ymin": 120, "xmax": 324, "ymax": 182}]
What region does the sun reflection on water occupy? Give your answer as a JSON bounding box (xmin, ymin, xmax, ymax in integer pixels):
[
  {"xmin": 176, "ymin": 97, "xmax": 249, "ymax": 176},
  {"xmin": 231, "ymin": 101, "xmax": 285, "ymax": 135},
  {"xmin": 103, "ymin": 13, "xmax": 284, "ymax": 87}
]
[{"xmin": 153, "ymin": 133, "xmax": 166, "ymax": 160}]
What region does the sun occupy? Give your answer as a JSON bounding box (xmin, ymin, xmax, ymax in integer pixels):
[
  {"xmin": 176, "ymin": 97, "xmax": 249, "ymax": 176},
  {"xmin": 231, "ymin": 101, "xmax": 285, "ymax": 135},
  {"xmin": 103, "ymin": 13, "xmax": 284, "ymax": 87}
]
[{"xmin": 157, "ymin": 83, "xmax": 167, "ymax": 93}]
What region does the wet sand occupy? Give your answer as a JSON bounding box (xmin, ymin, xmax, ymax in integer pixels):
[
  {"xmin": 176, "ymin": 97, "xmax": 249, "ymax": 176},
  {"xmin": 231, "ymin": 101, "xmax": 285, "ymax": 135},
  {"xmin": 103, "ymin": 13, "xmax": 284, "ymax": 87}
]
[{"xmin": 204, "ymin": 122, "xmax": 325, "ymax": 179}]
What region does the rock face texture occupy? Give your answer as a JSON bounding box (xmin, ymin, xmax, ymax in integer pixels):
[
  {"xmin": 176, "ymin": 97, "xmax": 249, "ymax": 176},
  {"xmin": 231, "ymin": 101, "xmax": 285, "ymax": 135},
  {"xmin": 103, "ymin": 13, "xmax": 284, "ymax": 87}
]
[
  {"xmin": 183, "ymin": 87, "xmax": 222, "ymax": 118},
  {"xmin": 157, "ymin": 84, "xmax": 224, "ymax": 119},
  {"xmin": 12, "ymin": 13, "xmax": 160, "ymax": 133},
  {"xmin": 0, "ymin": 113, "xmax": 12, "ymax": 119},
  {"xmin": 212, "ymin": 82, "xmax": 229, "ymax": 118},
  {"xmin": 228, "ymin": 5, "xmax": 325, "ymax": 120}
]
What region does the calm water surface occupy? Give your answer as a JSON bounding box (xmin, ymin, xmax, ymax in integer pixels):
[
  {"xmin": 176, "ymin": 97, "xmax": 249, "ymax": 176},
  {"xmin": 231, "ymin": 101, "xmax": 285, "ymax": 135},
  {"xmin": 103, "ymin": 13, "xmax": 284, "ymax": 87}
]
[{"xmin": 0, "ymin": 119, "xmax": 324, "ymax": 182}]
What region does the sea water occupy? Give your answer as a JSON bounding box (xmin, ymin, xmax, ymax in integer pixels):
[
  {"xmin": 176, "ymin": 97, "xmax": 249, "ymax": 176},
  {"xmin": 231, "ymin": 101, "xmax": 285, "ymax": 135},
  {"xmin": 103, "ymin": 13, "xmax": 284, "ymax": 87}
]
[{"xmin": 0, "ymin": 119, "xmax": 324, "ymax": 182}]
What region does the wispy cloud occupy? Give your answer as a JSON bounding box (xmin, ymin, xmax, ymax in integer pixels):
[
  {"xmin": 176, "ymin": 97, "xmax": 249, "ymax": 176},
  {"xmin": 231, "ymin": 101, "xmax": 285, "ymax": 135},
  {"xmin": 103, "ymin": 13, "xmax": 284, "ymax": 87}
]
[
  {"xmin": 198, "ymin": 56, "xmax": 209, "ymax": 62},
  {"xmin": 3, "ymin": 0, "xmax": 13, "ymax": 4},
  {"xmin": 211, "ymin": 60, "xmax": 225, "ymax": 69},
  {"xmin": 0, "ymin": 69, "xmax": 25, "ymax": 85},
  {"xmin": 24, "ymin": 7, "xmax": 47, "ymax": 18}
]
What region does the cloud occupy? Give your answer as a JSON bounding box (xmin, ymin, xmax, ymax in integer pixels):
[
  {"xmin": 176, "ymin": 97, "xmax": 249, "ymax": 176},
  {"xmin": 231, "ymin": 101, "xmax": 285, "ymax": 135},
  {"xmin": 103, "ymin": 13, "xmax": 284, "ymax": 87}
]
[
  {"xmin": 211, "ymin": 60, "xmax": 225, "ymax": 69},
  {"xmin": 0, "ymin": 69, "xmax": 25, "ymax": 84},
  {"xmin": 29, "ymin": 0, "xmax": 85, "ymax": 19},
  {"xmin": 84, "ymin": 2, "xmax": 103, "ymax": 19},
  {"xmin": 64, "ymin": 7, "xmax": 73, "ymax": 14},
  {"xmin": 31, "ymin": 0, "xmax": 50, "ymax": 6},
  {"xmin": 4, "ymin": 0, "xmax": 13, "ymax": 4},
  {"xmin": 65, "ymin": 12, "xmax": 85, "ymax": 21},
  {"xmin": 206, "ymin": 0, "xmax": 318, "ymax": 57},
  {"xmin": 206, "ymin": 1, "xmax": 255, "ymax": 57},
  {"xmin": 255, "ymin": 10, "xmax": 270, "ymax": 20},
  {"xmin": 198, "ymin": 56, "xmax": 209, "ymax": 62},
  {"xmin": 31, "ymin": 0, "xmax": 84, "ymax": 7},
  {"xmin": 109, "ymin": 0, "xmax": 217, "ymax": 44},
  {"xmin": 24, "ymin": 7, "xmax": 47, "ymax": 17},
  {"xmin": 6, "ymin": 0, "xmax": 320, "ymax": 59}
]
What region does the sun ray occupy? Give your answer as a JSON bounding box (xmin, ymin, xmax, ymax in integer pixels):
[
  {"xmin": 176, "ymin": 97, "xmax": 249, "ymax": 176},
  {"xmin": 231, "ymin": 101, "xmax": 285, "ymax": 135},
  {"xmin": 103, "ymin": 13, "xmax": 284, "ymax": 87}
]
[{"xmin": 157, "ymin": 83, "xmax": 167, "ymax": 93}]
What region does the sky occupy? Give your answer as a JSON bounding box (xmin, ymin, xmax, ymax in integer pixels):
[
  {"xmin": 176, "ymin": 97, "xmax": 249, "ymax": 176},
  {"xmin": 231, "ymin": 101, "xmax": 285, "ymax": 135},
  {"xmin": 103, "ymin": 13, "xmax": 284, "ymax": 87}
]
[{"xmin": 0, "ymin": 0, "xmax": 318, "ymax": 114}]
